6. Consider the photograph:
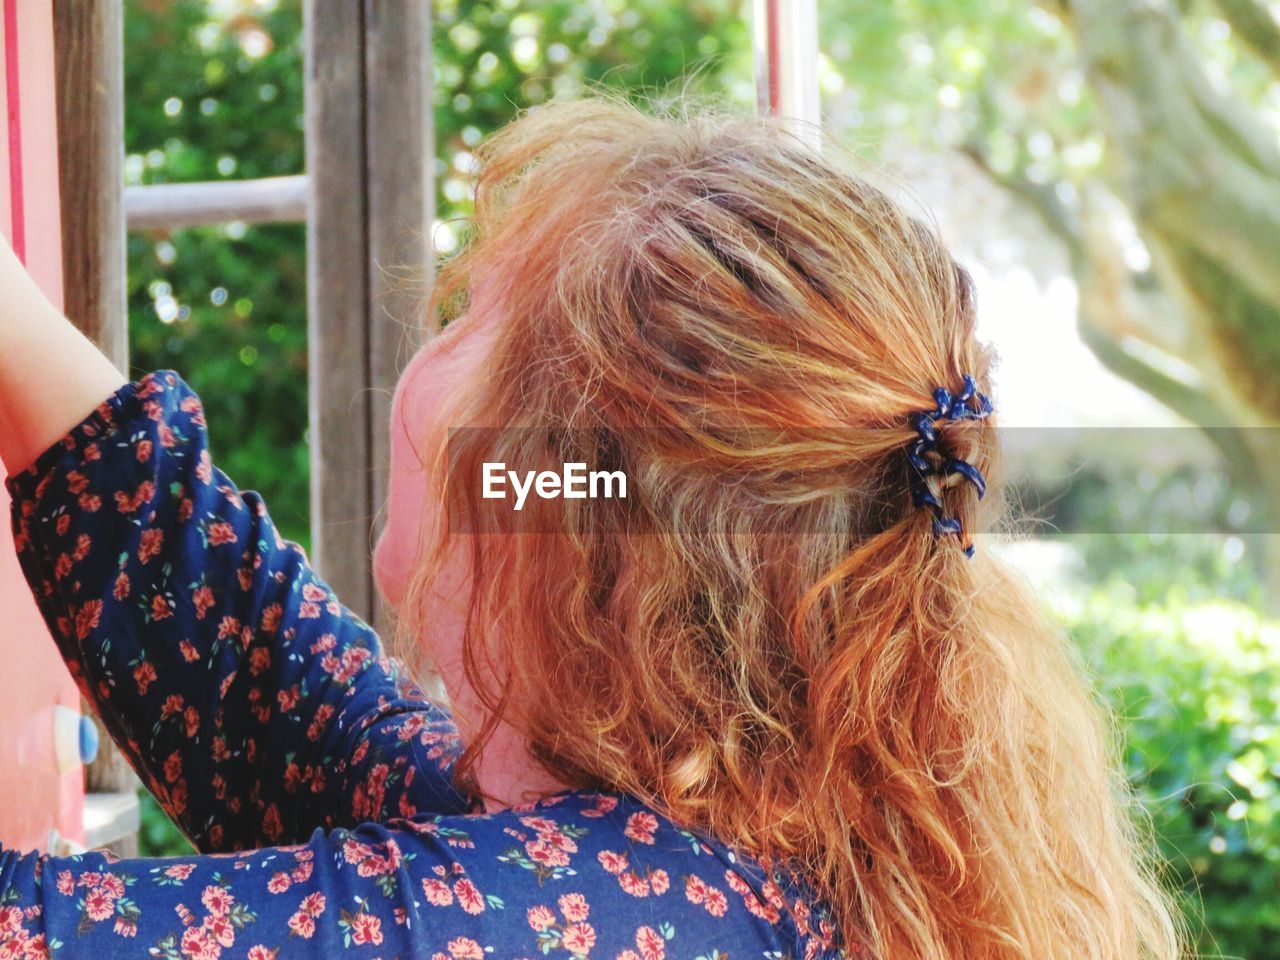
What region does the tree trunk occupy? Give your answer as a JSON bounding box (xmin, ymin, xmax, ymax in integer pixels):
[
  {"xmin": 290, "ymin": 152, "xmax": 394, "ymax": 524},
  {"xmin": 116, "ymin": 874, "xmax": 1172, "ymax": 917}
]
[{"xmin": 1060, "ymin": 0, "xmax": 1280, "ymax": 604}]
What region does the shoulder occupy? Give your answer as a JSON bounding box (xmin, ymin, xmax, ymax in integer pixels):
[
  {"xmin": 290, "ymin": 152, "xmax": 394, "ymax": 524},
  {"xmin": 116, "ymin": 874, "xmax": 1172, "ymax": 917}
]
[
  {"xmin": 40, "ymin": 790, "xmax": 842, "ymax": 958},
  {"xmin": 357, "ymin": 790, "xmax": 837, "ymax": 958}
]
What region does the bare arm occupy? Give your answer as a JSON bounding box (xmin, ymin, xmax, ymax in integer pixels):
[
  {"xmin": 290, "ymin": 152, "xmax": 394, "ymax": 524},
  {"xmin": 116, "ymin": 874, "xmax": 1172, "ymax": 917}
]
[{"xmin": 0, "ymin": 233, "xmax": 127, "ymax": 475}]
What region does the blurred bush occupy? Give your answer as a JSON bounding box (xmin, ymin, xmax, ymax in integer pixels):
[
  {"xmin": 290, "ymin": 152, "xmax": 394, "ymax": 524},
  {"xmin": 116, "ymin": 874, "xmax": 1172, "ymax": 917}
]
[
  {"xmin": 1023, "ymin": 455, "xmax": 1268, "ymax": 610},
  {"xmin": 1064, "ymin": 567, "xmax": 1280, "ymax": 958}
]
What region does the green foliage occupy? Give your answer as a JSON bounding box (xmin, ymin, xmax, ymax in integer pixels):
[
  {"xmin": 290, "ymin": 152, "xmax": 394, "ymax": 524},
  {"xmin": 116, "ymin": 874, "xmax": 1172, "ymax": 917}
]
[
  {"xmin": 137, "ymin": 788, "xmax": 194, "ymax": 857},
  {"xmin": 1065, "ymin": 576, "xmax": 1280, "ymax": 958},
  {"xmin": 816, "ymin": 0, "xmax": 1273, "ymax": 184},
  {"xmin": 125, "ymin": 0, "xmax": 309, "ymax": 542}
]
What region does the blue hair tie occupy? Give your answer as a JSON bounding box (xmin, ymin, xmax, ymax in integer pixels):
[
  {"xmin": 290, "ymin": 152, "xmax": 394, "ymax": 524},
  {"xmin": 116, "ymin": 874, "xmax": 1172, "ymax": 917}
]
[
  {"xmin": 912, "ymin": 486, "xmax": 943, "ymax": 510},
  {"xmin": 930, "ymin": 388, "xmax": 952, "ymax": 419},
  {"xmin": 907, "ymin": 439, "xmax": 932, "ymax": 473},
  {"xmin": 941, "ymin": 457, "xmax": 987, "ymax": 499},
  {"xmin": 912, "ymin": 412, "xmax": 939, "ymax": 444},
  {"xmin": 931, "ymin": 516, "xmax": 962, "ymax": 535},
  {"xmin": 907, "ymin": 374, "xmax": 992, "ymax": 557}
]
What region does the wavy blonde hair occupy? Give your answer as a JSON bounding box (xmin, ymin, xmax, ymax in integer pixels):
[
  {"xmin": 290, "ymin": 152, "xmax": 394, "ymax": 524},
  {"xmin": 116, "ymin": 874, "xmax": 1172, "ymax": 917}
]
[{"xmin": 394, "ymin": 90, "xmax": 1187, "ymax": 960}]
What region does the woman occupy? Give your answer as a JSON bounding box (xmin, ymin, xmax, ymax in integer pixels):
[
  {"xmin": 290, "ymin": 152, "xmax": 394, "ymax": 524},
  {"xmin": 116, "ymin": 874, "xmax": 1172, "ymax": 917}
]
[{"xmin": 0, "ymin": 94, "xmax": 1184, "ymax": 959}]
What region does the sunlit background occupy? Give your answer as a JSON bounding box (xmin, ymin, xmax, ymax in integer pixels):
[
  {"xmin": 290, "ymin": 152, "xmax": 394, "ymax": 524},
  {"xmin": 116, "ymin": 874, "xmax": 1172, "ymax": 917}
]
[{"xmin": 123, "ymin": 2, "xmax": 1280, "ymax": 956}]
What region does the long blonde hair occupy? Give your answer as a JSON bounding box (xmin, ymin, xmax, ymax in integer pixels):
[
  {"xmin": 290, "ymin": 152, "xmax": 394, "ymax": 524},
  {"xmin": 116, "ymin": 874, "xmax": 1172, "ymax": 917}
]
[{"xmin": 395, "ymin": 90, "xmax": 1186, "ymax": 960}]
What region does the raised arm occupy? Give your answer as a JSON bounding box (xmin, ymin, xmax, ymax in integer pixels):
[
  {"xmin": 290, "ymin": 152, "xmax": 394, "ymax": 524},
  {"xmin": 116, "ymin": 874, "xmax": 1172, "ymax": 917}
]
[
  {"xmin": 0, "ymin": 234, "xmax": 127, "ymax": 475},
  {"xmin": 5, "ymin": 368, "xmax": 476, "ymax": 850},
  {"xmin": 2, "ymin": 238, "xmax": 474, "ymax": 850}
]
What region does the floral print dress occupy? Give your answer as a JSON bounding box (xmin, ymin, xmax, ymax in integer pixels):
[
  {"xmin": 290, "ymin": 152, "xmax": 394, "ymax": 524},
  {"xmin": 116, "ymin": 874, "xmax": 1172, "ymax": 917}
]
[{"xmin": 0, "ymin": 371, "xmax": 842, "ymax": 960}]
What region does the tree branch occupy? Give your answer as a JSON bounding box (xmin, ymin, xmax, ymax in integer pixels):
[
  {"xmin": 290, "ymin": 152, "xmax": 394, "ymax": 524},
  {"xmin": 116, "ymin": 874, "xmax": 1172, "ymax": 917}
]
[
  {"xmin": 1078, "ymin": 319, "xmax": 1260, "ymax": 479},
  {"xmin": 962, "ymin": 142, "xmax": 1196, "ymax": 360},
  {"xmin": 1066, "ymin": 0, "xmax": 1280, "ymax": 416},
  {"xmin": 1051, "ymin": 0, "xmax": 1280, "ymax": 193},
  {"xmin": 959, "ymin": 142, "xmax": 1086, "ymax": 267},
  {"xmin": 962, "ymin": 133, "xmax": 1252, "ymax": 447},
  {"xmin": 1212, "ymin": 0, "xmax": 1280, "ymax": 79}
]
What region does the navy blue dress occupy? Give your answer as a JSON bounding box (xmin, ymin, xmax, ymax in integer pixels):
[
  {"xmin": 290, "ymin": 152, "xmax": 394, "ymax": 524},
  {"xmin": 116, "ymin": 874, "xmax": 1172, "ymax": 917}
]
[{"xmin": 0, "ymin": 370, "xmax": 842, "ymax": 959}]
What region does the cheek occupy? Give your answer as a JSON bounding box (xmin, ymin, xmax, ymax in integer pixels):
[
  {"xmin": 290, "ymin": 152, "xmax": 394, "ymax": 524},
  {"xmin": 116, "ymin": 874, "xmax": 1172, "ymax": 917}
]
[
  {"xmin": 373, "ymin": 327, "xmax": 490, "ymax": 613},
  {"xmin": 374, "ymin": 366, "xmax": 447, "ymax": 610},
  {"xmin": 373, "ymin": 443, "xmax": 431, "ymax": 610},
  {"xmin": 372, "ymin": 367, "xmax": 475, "ymax": 700}
]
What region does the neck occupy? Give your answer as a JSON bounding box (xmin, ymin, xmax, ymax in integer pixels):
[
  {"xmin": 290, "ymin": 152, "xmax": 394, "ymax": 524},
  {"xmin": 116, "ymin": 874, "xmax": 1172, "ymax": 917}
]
[{"xmin": 471, "ymin": 717, "xmax": 572, "ymax": 813}]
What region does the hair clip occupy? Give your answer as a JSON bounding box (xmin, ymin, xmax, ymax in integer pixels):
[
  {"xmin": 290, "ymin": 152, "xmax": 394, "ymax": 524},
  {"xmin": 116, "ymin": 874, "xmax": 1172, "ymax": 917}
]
[
  {"xmin": 940, "ymin": 457, "xmax": 986, "ymax": 499},
  {"xmin": 912, "ymin": 486, "xmax": 942, "ymax": 510},
  {"xmin": 907, "ymin": 374, "xmax": 992, "ymax": 557}
]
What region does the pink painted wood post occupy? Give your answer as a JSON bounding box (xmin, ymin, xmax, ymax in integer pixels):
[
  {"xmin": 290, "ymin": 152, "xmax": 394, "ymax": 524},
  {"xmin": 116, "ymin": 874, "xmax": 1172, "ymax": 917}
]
[{"xmin": 0, "ymin": 0, "xmax": 89, "ymax": 854}]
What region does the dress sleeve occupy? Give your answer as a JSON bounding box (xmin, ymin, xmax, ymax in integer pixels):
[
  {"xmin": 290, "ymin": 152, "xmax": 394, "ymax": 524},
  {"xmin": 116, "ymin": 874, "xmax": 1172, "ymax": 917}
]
[
  {"xmin": 3, "ymin": 370, "xmax": 476, "ymax": 853},
  {"xmin": 0, "ymin": 793, "xmax": 830, "ymax": 960}
]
